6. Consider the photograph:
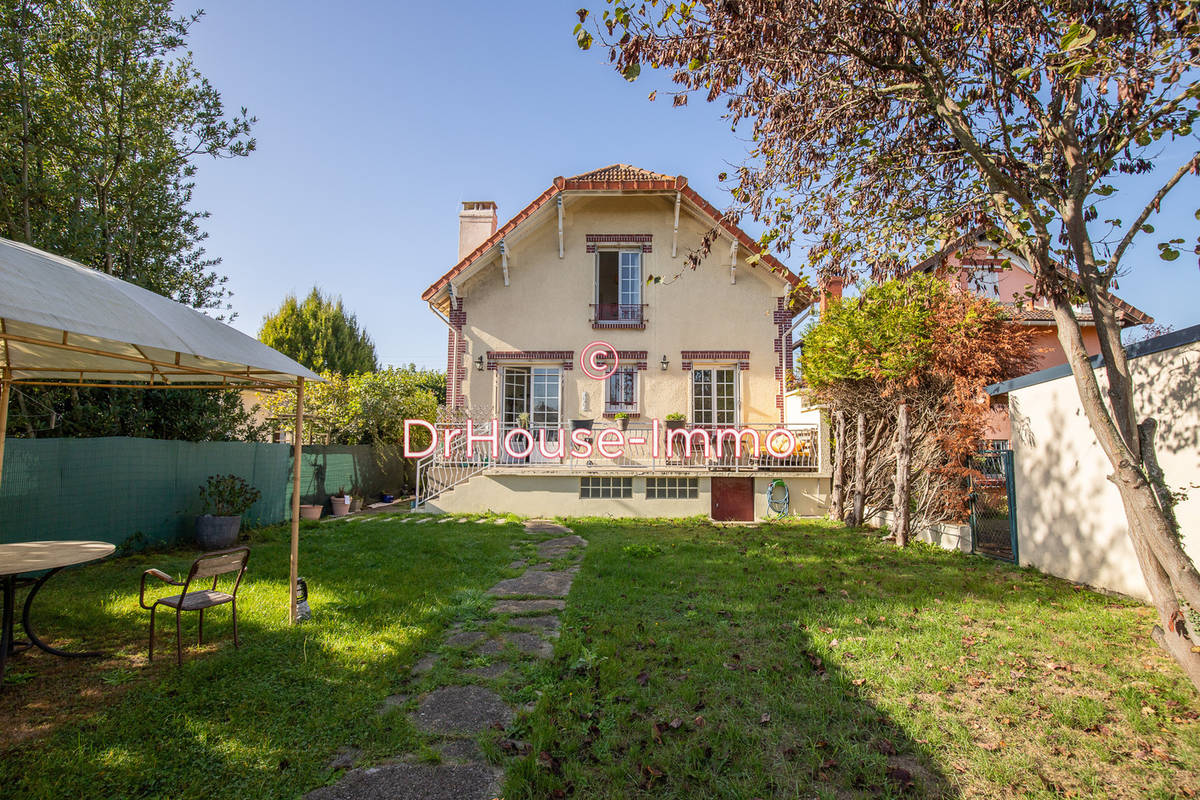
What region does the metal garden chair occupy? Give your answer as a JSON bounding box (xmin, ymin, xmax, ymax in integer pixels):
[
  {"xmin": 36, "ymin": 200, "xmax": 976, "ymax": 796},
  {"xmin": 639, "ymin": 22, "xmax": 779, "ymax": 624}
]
[{"xmin": 139, "ymin": 546, "xmax": 250, "ymax": 665}]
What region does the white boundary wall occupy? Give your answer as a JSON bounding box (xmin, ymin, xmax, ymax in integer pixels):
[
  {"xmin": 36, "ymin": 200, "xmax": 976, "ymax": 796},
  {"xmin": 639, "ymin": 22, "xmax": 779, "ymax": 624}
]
[{"xmin": 1004, "ymin": 330, "xmax": 1199, "ymax": 601}]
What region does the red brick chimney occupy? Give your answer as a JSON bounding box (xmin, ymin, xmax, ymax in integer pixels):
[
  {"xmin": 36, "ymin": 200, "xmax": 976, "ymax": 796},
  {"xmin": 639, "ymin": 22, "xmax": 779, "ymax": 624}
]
[{"xmin": 819, "ymin": 274, "xmax": 844, "ymax": 315}]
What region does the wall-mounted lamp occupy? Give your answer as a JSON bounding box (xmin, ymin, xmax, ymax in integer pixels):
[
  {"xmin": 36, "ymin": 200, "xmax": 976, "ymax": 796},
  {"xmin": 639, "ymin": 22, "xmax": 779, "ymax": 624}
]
[
  {"xmin": 474, "ymin": 355, "xmax": 485, "ymax": 371},
  {"xmin": 660, "ymin": 355, "xmax": 670, "ymax": 371}
]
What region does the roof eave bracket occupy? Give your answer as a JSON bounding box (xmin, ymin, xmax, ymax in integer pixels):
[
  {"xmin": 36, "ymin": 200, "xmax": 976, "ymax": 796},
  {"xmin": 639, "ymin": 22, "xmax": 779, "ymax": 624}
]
[
  {"xmin": 729, "ymin": 238, "xmax": 738, "ymax": 285},
  {"xmin": 500, "ymin": 239, "xmax": 510, "ymax": 287},
  {"xmin": 671, "ymin": 191, "xmax": 681, "ymax": 258},
  {"xmin": 556, "ymin": 196, "xmax": 564, "ymax": 259}
]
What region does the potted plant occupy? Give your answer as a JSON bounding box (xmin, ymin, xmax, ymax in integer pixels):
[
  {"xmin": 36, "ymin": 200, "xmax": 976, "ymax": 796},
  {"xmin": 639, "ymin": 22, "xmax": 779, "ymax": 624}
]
[
  {"xmin": 196, "ymin": 474, "xmax": 262, "ymax": 550},
  {"xmin": 517, "ymin": 412, "xmax": 531, "ymax": 429},
  {"xmin": 330, "ymin": 486, "xmax": 352, "ymax": 517},
  {"xmin": 613, "ymin": 412, "xmax": 630, "ymax": 431},
  {"xmin": 300, "ymin": 504, "xmax": 323, "ymax": 521},
  {"xmin": 664, "ymin": 412, "xmax": 687, "ymax": 431},
  {"xmin": 349, "ymin": 486, "xmax": 364, "ymax": 513}
]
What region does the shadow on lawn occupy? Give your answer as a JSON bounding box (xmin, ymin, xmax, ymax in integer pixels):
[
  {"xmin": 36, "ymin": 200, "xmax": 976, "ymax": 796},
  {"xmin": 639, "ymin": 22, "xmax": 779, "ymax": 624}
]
[
  {"xmin": 504, "ymin": 519, "xmax": 961, "ymax": 799},
  {"xmin": 0, "ymin": 519, "xmax": 516, "ymax": 798}
]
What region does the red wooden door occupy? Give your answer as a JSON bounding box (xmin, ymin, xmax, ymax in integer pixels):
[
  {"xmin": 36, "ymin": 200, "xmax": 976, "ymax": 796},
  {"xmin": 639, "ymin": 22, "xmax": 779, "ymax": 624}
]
[{"xmin": 711, "ymin": 477, "xmax": 754, "ymax": 521}]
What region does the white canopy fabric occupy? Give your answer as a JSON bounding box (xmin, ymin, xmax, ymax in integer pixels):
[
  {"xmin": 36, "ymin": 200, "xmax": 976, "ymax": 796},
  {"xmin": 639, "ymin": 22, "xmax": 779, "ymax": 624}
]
[
  {"xmin": 0, "ymin": 237, "xmax": 320, "ymax": 388},
  {"xmin": 0, "ymin": 237, "xmax": 315, "ymax": 624}
]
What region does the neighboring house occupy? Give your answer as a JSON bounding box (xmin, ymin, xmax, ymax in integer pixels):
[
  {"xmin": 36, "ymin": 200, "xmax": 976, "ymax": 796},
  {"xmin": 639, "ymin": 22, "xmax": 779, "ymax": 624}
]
[
  {"xmin": 416, "ymin": 164, "xmax": 830, "ymax": 520},
  {"xmin": 907, "ymin": 227, "xmax": 1152, "ymax": 444}
]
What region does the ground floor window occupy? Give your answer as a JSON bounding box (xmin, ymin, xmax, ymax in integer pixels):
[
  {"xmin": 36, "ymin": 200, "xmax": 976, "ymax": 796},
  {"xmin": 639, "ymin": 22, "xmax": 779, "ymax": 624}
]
[
  {"xmin": 646, "ymin": 477, "xmax": 698, "ymax": 499},
  {"xmin": 580, "ymin": 476, "xmax": 633, "ymax": 499}
]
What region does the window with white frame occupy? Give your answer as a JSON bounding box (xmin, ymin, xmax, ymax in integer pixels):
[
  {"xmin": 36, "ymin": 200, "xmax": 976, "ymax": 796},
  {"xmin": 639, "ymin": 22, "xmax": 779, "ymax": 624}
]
[
  {"xmin": 691, "ymin": 367, "xmax": 738, "ymax": 427},
  {"xmin": 580, "ymin": 476, "xmax": 633, "ymax": 499},
  {"xmin": 605, "ymin": 367, "xmax": 638, "ymax": 414},
  {"xmin": 975, "ymin": 268, "xmax": 1000, "ymax": 299},
  {"xmin": 646, "ymin": 477, "xmax": 698, "ymax": 499},
  {"xmin": 595, "ymin": 250, "xmax": 642, "ymax": 322}
]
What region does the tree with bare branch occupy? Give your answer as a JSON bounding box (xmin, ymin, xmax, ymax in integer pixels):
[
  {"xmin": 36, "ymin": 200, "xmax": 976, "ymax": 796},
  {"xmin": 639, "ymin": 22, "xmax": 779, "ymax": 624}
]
[{"xmin": 581, "ymin": 0, "xmax": 1200, "ymax": 687}]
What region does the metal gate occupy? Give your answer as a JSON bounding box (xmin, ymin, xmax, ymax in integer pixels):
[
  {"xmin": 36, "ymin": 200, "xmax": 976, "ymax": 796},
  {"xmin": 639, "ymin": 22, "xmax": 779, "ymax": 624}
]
[{"xmin": 969, "ymin": 449, "xmax": 1019, "ymax": 563}]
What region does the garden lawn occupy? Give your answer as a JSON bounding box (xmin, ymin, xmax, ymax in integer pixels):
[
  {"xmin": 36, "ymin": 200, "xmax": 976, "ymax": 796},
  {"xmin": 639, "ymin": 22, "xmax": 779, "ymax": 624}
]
[
  {"xmin": 0, "ymin": 514, "xmax": 524, "ymax": 799},
  {"xmin": 505, "ymin": 518, "xmax": 1200, "ymax": 800}
]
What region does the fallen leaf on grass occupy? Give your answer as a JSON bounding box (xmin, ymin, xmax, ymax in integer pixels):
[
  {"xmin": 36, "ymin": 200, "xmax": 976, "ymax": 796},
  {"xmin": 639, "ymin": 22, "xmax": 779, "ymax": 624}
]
[
  {"xmin": 636, "ymin": 670, "xmax": 650, "ymax": 686},
  {"xmin": 760, "ymin": 712, "xmax": 772, "ymax": 725}
]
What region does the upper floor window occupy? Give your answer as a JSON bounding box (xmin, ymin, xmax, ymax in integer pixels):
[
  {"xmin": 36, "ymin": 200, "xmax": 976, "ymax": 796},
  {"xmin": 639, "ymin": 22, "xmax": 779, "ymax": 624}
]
[
  {"xmin": 594, "ymin": 250, "xmax": 643, "ymax": 325},
  {"xmin": 976, "ymin": 268, "xmax": 1001, "ymax": 300}
]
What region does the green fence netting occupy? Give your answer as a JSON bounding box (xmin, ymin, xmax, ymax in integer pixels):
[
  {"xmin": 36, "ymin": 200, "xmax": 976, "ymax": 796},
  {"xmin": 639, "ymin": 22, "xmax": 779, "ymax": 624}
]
[{"xmin": 0, "ymin": 438, "xmax": 406, "ymax": 551}]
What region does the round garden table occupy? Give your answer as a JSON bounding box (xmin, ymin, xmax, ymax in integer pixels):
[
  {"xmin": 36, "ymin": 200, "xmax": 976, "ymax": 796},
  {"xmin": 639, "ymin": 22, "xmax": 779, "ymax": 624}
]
[{"xmin": 0, "ymin": 540, "xmax": 116, "ymax": 687}]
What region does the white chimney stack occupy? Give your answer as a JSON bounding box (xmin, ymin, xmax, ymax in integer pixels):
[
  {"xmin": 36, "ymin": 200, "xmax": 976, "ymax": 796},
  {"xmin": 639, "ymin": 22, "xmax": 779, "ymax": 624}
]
[{"xmin": 458, "ymin": 201, "xmax": 498, "ymax": 261}]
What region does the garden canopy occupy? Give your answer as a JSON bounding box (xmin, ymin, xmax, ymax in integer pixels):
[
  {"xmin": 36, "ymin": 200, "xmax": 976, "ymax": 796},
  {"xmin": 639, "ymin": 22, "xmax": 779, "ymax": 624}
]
[
  {"xmin": 0, "ymin": 237, "xmax": 321, "ymax": 623},
  {"xmin": 0, "ymin": 238, "xmax": 319, "ymax": 389}
]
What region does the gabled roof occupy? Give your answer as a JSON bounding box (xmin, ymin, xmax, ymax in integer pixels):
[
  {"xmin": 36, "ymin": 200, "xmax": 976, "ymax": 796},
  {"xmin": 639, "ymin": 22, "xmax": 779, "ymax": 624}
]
[
  {"xmin": 422, "ymin": 166, "xmax": 811, "ymax": 303},
  {"xmin": 909, "ymin": 227, "xmax": 1152, "ymax": 327},
  {"xmin": 570, "ymin": 164, "xmax": 675, "ymax": 182}
]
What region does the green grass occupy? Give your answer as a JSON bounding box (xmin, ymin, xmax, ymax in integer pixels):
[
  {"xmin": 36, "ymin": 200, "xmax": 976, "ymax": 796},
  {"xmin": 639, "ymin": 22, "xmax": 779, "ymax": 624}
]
[
  {"xmin": 4, "ymin": 515, "xmax": 1199, "ymax": 800},
  {"xmin": 0, "ymin": 513, "xmax": 524, "ymax": 799},
  {"xmin": 503, "ymin": 518, "xmax": 1200, "ymax": 800}
]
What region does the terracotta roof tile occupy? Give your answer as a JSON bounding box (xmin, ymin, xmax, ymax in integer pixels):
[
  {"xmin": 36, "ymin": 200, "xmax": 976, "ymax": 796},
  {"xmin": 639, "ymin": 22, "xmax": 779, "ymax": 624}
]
[{"xmin": 568, "ymin": 164, "xmax": 675, "ymax": 182}]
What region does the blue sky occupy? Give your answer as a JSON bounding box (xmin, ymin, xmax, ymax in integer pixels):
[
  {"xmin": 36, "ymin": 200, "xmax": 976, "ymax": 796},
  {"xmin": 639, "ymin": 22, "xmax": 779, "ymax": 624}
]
[{"xmin": 185, "ymin": 0, "xmax": 1199, "ymax": 368}]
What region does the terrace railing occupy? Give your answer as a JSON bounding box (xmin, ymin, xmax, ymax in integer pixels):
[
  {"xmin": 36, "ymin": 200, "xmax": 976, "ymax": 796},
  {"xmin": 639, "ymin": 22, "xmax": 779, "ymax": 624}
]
[{"xmin": 415, "ymin": 423, "xmax": 821, "ymax": 507}]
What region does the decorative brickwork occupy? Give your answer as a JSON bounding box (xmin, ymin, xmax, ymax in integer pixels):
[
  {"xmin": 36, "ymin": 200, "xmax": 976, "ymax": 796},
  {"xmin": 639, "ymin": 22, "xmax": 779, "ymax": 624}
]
[
  {"xmin": 445, "ymin": 298, "xmax": 467, "ymax": 409},
  {"xmin": 679, "ymin": 350, "xmax": 750, "ymax": 371},
  {"xmin": 585, "ymin": 233, "xmax": 653, "ymax": 253},
  {"xmin": 774, "ymin": 296, "xmax": 791, "ymax": 422},
  {"xmin": 486, "ymin": 350, "xmax": 575, "ymax": 371},
  {"xmin": 594, "ymin": 349, "xmax": 649, "ymax": 371}
]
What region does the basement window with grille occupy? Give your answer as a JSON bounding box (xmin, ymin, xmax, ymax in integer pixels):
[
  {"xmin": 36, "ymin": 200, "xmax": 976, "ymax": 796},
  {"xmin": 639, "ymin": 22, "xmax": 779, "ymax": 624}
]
[
  {"xmin": 580, "ymin": 476, "xmax": 633, "ymax": 499},
  {"xmin": 646, "ymin": 477, "xmax": 699, "ymax": 499}
]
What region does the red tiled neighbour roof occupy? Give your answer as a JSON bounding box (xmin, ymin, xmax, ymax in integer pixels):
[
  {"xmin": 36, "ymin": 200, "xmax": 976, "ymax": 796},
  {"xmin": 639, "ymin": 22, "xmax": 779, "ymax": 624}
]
[
  {"xmin": 910, "ymin": 227, "xmax": 1153, "ymax": 327},
  {"xmin": 421, "ymin": 166, "xmax": 812, "ymax": 303}
]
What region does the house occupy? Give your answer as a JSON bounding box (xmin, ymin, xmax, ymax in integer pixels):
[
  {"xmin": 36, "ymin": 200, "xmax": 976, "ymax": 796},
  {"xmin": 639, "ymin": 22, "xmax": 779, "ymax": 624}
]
[
  {"xmin": 907, "ymin": 227, "xmax": 1153, "ymax": 444},
  {"xmin": 415, "ymin": 165, "xmax": 830, "ymax": 520}
]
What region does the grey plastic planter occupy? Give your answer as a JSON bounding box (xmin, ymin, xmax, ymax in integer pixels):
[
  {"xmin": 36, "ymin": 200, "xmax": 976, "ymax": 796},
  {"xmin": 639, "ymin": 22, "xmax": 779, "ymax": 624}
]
[{"xmin": 195, "ymin": 514, "xmax": 241, "ymax": 550}]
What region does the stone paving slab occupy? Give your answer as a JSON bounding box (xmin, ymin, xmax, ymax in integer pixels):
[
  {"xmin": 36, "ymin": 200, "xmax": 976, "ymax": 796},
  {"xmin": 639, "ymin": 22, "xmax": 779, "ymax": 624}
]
[
  {"xmin": 437, "ymin": 738, "xmax": 487, "ymax": 764},
  {"xmin": 463, "ymin": 662, "xmax": 511, "ymax": 679},
  {"xmin": 477, "ymin": 632, "xmax": 554, "ymax": 659},
  {"xmin": 303, "ymin": 763, "xmax": 502, "ymax": 800},
  {"xmin": 491, "ymin": 598, "xmax": 566, "ymax": 614},
  {"xmin": 537, "ymin": 534, "xmax": 588, "ymax": 558},
  {"xmin": 524, "ymin": 519, "xmax": 573, "ymax": 534},
  {"xmin": 487, "ymin": 569, "xmax": 575, "ymax": 598},
  {"xmin": 414, "ymin": 685, "xmax": 513, "ymax": 735},
  {"xmin": 508, "ymin": 615, "xmax": 561, "ymax": 636},
  {"xmin": 411, "ymin": 653, "xmax": 438, "ymax": 675},
  {"xmin": 444, "ymin": 631, "xmax": 488, "ymax": 648}
]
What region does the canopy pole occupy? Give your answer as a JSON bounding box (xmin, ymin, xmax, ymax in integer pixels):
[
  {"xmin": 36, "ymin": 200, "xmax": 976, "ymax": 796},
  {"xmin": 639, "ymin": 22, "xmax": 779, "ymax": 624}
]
[
  {"xmin": 289, "ymin": 377, "xmax": 304, "ymax": 624},
  {"xmin": 0, "ymin": 369, "xmax": 10, "ymax": 489}
]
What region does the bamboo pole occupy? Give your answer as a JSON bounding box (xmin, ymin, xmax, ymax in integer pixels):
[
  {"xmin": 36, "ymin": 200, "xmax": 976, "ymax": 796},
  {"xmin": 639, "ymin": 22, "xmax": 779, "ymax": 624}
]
[
  {"xmin": 892, "ymin": 403, "xmax": 911, "ymax": 547},
  {"xmin": 851, "ymin": 412, "xmax": 866, "ymax": 526},
  {"xmin": 0, "ymin": 369, "xmax": 10, "ymax": 490},
  {"xmin": 289, "ymin": 377, "xmax": 304, "ymax": 625},
  {"xmin": 830, "ymin": 409, "xmax": 845, "ymax": 520}
]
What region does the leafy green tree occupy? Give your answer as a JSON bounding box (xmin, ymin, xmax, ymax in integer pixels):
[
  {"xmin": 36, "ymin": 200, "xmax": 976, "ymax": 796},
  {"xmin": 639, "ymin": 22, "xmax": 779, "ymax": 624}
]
[
  {"xmin": 259, "ymin": 288, "xmax": 379, "ymax": 376},
  {"xmin": 0, "ymin": 0, "xmax": 254, "ymax": 311},
  {"xmin": 0, "ymin": 0, "xmax": 259, "ymax": 442}
]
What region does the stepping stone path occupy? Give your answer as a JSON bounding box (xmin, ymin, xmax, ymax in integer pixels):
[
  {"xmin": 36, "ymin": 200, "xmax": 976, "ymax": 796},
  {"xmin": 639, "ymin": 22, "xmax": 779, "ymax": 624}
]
[{"xmin": 308, "ymin": 519, "xmax": 587, "ymax": 800}]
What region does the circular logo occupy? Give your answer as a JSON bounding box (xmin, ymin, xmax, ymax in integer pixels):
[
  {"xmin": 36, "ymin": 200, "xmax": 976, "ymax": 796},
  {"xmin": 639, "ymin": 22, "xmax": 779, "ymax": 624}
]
[{"xmin": 580, "ymin": 340, "xmax": 619, "ymax": 380}]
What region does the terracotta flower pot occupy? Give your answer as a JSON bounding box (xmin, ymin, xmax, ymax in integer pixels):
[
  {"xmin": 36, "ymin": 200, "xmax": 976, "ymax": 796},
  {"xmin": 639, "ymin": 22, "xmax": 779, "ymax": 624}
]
[
  {"xmin": 330, "ymin": 495, "xmax": 351, "ymax": 516},
  {"xmin": 350, "ymin": 497, "xmax": 363, "ymax": 513},
  {"xmin": 300, "ymin": 504, "xmax": 323, "ymax": 521}
]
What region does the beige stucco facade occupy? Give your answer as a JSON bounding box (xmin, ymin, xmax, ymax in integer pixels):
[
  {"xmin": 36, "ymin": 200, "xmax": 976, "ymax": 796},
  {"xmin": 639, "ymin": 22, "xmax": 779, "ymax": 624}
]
[
  {"xmin": 419, "ymin": 167, "xmax": 829, "ymax": 520},
  {"xmin": 426, "ymin": 472, "xmax": 830, "ymax": 519},
  {"xmin": 1007, "ymin": 332, "xmax": 1199, "ymax": 601},
  {"xmin": 449, "ymin": 194, "xmax": 792, "ymax": 425}
]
